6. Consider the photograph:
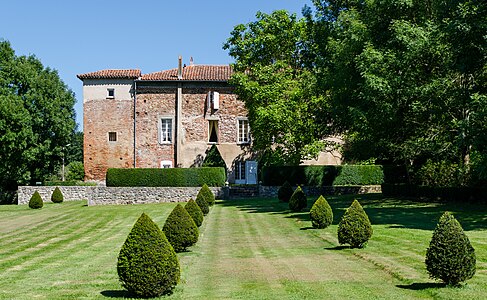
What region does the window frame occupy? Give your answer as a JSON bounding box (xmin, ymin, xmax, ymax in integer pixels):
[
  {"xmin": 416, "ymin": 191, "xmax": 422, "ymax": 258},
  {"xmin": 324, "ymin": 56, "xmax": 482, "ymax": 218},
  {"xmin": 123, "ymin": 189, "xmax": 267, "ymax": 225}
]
[
  {"xmin": 108, "ymin": 131, "xmax": 117, "ymax": 142},
  {"xmin": 208, "ymin": 119, "xmax": 219, "ymax": 144},
  {"xmin": 107, "ymin": 88, "xmax": 115, "ymax": 99},
  {"xmin": 159, "ymin": 117, "xmax": 173, "ymax": 144},
  {"xmin": 237, "ymin": 118, "xmax": 250, "ymax": 144}
]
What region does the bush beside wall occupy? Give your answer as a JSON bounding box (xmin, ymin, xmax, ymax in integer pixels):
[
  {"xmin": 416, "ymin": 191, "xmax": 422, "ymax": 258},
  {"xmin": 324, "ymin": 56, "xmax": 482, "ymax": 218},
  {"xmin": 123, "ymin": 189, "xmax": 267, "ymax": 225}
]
[
  {"xmin": 106, "ymin": 168, "xmax": 226, "ymax": 187},
  {"xmin": 262, "ymin": 165, "xmax": 384, "ymax": 186}
]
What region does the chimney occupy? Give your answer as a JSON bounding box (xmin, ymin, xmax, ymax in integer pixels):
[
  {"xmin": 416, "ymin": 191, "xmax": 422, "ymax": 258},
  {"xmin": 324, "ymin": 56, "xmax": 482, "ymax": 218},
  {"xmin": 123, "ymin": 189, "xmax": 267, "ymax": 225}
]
[
  {"xmin": 178, "ymin": 55, "xmax": 183, "ymax": 80},
  {"xmin": 190, "ymin": 56, "xmax": 194, "ymax": 66}
]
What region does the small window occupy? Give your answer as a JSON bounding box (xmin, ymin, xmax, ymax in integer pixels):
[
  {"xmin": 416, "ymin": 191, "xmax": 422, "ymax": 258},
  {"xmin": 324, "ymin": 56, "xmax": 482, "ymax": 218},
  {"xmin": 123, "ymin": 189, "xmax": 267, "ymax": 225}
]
[
  {"xmin": 107, "ymin": 88, "xmax": 115, "ymax": 98},
  {"xmin": 235, "ymin": 161, "xmax": 246, "ymax": 181},
  {"xmin": 160, "ymin": 118, "xmax": 172, "ymax": 143},
  {"xmin": 160, "ymin": 160, "xmax": 173, "ymax": 168},
  {"xmin": 208, "ymin": 120, "xmax": 218, "ymax": 143},
  {"xmin": 108, "ymin": 132, "xmax": 117, "ymax": 142},
  {"xmin": 238, "ymin": 119, "xmax": 250, "ymax": 144}
]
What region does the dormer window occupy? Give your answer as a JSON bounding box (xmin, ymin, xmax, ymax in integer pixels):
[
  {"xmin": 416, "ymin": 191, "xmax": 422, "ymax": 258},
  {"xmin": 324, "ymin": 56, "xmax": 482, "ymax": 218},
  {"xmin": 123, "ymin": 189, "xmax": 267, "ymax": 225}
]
[{"xmin": 107, "ymin": 88, "xmax": 115, "ymax": 99}]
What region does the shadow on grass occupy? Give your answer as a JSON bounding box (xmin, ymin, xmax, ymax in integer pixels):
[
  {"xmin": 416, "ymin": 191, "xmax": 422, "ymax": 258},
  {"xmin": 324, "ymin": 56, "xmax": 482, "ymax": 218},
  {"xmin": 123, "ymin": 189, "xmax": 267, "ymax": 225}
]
[
  {"xmin": 100, "ymin": 290, "xmax": 131, "ymax": 298},
  {"xmin": 217, "ymin": 194, "xmax": 487, "ymax": 231},
  {"xmin": 324, "ymin": 245, "xmax": 350, "ymax": 250},
  {"xmin": 396, "ymin": 282, "xmax": 446, "ymax": 290},
  {"xmin": 300, "ymin": 226, "xmax": 315, "ymax": 231}
]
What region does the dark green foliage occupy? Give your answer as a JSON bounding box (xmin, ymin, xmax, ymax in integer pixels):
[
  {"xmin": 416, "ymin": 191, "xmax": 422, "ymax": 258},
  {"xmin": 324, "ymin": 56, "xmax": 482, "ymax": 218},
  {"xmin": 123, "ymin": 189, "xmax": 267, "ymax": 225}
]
[
  {"xmin": 66, "ymin": 161, "xmax": 85, "ymax": 181},
  {"xmin": 425, "ymin": 212, "xmax": 476, "ymax": 286},
  {"xmin": 289, "ymin": 186, "xmax": 307, "ymax": 212},
  {"xmin": 44, "ymin": 181, "xmax": 96, "ymax": 186},
  {"xmin": 262, "ymin": 165, "xmax": 384, "ymax": 186},
  {"xmin": 195, "ymin": 189, "xmax": 210, "ymax": 215},
  {"xmin": 338, "ymin": 200, "xmax": 373, "ymax": 248},
  {"xmin": 163, "ymin": 204, "xmax": 199, "ymax": 252},
  {"xmin": 310, "ymin": 195, "xmax": 333, "ymax": 229},
  {"xmin": 28, "ymin": 191, "xmax": 43, "ymax": 209},
  {"xmin": 198, "ymin": 184, "xmax": 215, "ymax": 206},
  {"xmin": 117, "ymin": 213, "xmax": 180, "ymax": 297},
  {"xmin": 185, "ymin": 199, "xmax": 204, "ymax": 227},
  {"xmin": 202, "ymin": 145, "xmax": 227, "ymax": 169},
  {"xmin": 106, "ymin": 167, "xmax": 226, "ymax": 187},
  {"xmin": 50, "ymin": 187, "xmax": 63, "ymax": 203},
  {"xmin": 278, "ymin": 181, "xmax": 294, "ymax": 202}
]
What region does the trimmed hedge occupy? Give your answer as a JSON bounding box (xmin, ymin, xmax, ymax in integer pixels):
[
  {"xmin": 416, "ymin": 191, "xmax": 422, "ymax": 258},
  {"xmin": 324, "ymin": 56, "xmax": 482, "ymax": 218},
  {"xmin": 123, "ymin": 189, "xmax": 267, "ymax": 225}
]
[
  {"xmin": 262, "ymin": 165, "xmax": 383, "ymax": 186},
  {"xmin": 289, "ymin": 186, "xmax": 307, "ymax": 212},
  {"xmin": 381, "ymin": 184, "xmax": 487, "ymax": 203},
  {"xmin": 29, "ymin": 191, "xmax": 43, "ymax": 209},
  {"xmin": 106, "ymin": 167, "xmax": 226, "ymax": 187},
  {"xmin": 278, "ymin": 181, "xmax": 294, "ymax": 202},
  {"xmin": 185, "ymin": 199, "xmax": 204, "ymax": 227},
  {"xmin": 51, "ymin": 187, "xmax": 64, "ymax": 203},
  {"xmin": 310, "ymin": 195, "xmax": 333, "ymax": 229},
  {"xmin": 337, "ymin": 200, "xmax": 373, "ymax": 248},
  {"xmin": 163, "ymin": 204, "xmax": 199, "ymax": 252}
]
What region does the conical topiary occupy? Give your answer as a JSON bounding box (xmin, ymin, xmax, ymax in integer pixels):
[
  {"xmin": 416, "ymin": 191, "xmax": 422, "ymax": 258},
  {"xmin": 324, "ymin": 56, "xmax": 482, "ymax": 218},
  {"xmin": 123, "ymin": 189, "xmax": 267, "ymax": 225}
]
[
  {"xmin": 29, "ymin": 191, "xmax": 43, "ymax": 209},
  {"xmin": 196, "ymin": 187, "xmax": 210, "ymax": 215},
  {"xmin": 163, "ymin": 204, "xmax": 199, "ymax": 252},
  {"xmin": 198, "ymin": 184, "xmax": 215, "ymax": 206},
  {"xmin": 51, "ymin": 187, "xmax": 64, "ymax": 203},
  {"xmin": 310, "ymin": 195, "xmax": 333, "ymax": 229},
  {"xmin": 289, "ymin": 186, "xmax": 307, "ymax": 212},
  {"xmin": 117, "ymin": 213, "xmax": 180, "ymax": 297},
  {"xmin": 278, "ymin": 181, "xmax": 294, "ymax": 203},
  {"xmin": 337, "ymin": 200, "xmax": 373, "ymax": 248},
  {"xmin": 185, "ymin": 198, "xmax": 204, "ymax": 227},
  {"xmin": 425, "ymin": 212, "xmax": 476, "ymax": 286}
]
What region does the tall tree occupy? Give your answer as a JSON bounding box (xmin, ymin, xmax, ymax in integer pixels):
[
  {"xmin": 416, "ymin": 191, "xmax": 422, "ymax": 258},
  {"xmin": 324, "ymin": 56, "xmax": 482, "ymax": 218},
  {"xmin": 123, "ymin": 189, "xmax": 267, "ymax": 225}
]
[
  {"xmin": 224, "ymin": 10, "xmax": 333, "ymax": 165},
  {"xmin": 0, "ymin": 40, "xmax": 77, "ymax": 188}
]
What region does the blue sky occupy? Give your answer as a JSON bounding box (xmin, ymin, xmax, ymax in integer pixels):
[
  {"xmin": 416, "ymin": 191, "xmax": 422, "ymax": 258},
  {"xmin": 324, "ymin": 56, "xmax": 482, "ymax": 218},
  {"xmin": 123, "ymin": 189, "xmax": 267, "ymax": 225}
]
[{"xmin": 0, "ymin": 0, "xmax": 311, "ymax": 130}]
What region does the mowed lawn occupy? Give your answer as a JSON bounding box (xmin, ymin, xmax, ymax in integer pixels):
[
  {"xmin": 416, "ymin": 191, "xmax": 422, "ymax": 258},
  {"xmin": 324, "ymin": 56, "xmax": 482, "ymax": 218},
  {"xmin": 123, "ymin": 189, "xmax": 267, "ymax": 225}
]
[{"xmin": 0, "ymin": 195, "xmax": 486, "ymax": 299}]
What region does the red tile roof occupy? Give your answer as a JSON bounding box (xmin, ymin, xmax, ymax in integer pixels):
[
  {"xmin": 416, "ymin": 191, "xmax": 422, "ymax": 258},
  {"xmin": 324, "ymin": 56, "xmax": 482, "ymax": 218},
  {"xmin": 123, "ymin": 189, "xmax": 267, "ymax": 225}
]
[
  {"xmin": 77, "ymin": 69, "xmax": 141, "ymax": 80},
  {"xmin": 140, "ymin": 65, "xmax": 233, "ymax": 81}
]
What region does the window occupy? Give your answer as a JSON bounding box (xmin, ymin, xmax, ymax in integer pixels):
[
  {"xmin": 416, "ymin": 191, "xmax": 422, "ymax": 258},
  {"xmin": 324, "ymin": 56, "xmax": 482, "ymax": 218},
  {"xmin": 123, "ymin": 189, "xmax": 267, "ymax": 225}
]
[
  {"xmin": 238, "ymin": 119, "xmax": 250, "ymax": 144},
  {"xmin": 160, "ymin": 160, "xmax": 173, "ymax": 168},
  {"xmin": 107, "ymin": 88, "xmax": 115, "ymax": 98},
  {"xmin": 159, "ymin": 118, "xmax": 172, "ymax": 143},
  {"xmin": 235, "ymin": 161, "xmax": 246, "ymax": 181},
  {"xmin": 208, "ymin": 120, "xmax": 218, "ymax": 143},
  {"xmin": 108, "ymin": 132, "xmax": 117, "ymax": 142}
]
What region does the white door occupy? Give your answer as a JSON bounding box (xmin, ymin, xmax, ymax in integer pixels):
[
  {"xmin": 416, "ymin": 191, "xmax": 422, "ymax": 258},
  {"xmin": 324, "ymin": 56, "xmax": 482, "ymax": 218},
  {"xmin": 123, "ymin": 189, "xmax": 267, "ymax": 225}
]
[{"xmin": 246, "ymin": 161, "xmax": 258, "ymax": 184}]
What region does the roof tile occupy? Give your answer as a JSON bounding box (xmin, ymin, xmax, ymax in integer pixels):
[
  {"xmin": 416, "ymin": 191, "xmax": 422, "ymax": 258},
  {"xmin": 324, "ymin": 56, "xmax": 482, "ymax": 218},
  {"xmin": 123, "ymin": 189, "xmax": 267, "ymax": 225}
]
[
  {"xmin": 140, "ymin": 65, "xmax": 233, "ymax": 81},
  {"xmin": 77, "ymin": 69, "xmax": 141, "ymax": 80}
]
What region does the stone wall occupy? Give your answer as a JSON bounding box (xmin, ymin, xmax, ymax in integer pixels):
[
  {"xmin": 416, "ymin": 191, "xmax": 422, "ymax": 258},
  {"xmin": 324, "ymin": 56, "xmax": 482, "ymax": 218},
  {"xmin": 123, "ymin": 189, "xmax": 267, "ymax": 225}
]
[
  {"xmin": 18, "ymin": 186, "xmax": 223, "ymax": 206},
  {"xmin": 259, "ymin": 185, "xmax": 382, "ymax": 198},
  {"xmin": 18, "ymin": 186, "xmax": 95, "ymax": 205}
]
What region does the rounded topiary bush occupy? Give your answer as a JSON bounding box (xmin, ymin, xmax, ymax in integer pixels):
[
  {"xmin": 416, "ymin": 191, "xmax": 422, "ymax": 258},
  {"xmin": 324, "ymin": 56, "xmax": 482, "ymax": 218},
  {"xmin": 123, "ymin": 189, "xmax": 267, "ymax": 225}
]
[
  {"xmin": 198, "ymin": 184, "xmax": 215, "ymax": 206},
  {"xmin": 289, "ymin": 186, "xmax": 307, "ymax": 212},
  {"xmin": 185, "ymin": 198, "xmax": 204, "ymax": 227},
  {"xmin": 51, "ymin": 187, "xmax": 64, "ymax": 203},
  {"xmin": 29, "ymin": 191, "xmax": 43, "ymax": 209},
  {"xmin": 196, "ymin": 187, "xmax": 210, "ymax": 215},
  {"xmin": 425, "ymin": 211, "xmax": 476, "ymax": 286},
  {"xmin": 310, "ymin": 195, "xmax": 333, "ymax": 229},
  {"xmin": 278, "ymin": 181, "xmax": 294, "ymax": 203},
  {"xmin": 337, "ymin": 199, "xmax": 372, "ymax": 248},
  {"xmin": 163, "ymin": 204, "xmax": 199, "ymax": 252},
  {"xmin": 117, "ymin": 213, "xmax": 180, "ymax": 297}
]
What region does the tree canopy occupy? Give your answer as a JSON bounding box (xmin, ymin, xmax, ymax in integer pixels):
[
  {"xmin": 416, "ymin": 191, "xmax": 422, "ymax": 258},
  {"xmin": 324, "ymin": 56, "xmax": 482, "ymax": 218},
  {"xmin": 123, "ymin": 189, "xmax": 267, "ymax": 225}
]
[{"xmin": 0, "ymin": 40, "xmax": 77, "ymax": 188}]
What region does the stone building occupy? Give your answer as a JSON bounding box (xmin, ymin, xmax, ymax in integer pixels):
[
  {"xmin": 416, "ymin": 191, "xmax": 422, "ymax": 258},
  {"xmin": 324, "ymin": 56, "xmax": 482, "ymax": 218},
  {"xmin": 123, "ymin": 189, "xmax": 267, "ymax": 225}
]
[
  {"xmin": 78, "ymin": 58, "xmax": 257, "ymax": 184},
  {"xmin": 78, "ymin": 57, "xmax": 341, "ymax": 184}
]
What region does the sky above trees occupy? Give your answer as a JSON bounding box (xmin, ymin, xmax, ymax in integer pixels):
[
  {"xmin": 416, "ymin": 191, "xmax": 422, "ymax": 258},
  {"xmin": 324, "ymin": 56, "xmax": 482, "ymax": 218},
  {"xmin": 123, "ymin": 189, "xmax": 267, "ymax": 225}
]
[{"xmin": 0, "ymin": 0, "xmax": 311, "ymax": 130}]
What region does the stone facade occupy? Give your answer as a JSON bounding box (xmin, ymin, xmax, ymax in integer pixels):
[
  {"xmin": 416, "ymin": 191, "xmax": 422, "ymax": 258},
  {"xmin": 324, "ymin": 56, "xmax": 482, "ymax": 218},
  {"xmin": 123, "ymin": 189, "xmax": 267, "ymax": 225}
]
[{"xmin": 18, "ymin": 186, "xmax": 94, "ymax": 205}]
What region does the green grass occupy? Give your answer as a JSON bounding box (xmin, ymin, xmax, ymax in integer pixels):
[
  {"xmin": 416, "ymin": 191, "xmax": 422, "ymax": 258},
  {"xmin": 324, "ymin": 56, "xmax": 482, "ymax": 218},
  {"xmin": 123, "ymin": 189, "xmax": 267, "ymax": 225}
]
[{"xmin": 0, "ymin": 195, "xmax": 486, "ymax": 299}]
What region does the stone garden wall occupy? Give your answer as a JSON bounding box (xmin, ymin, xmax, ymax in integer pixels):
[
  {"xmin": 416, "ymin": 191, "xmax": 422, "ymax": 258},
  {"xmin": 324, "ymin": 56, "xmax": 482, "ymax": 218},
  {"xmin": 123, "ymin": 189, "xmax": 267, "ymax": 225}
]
[{"xmin": 18, "ymin": 186, "xmax": 94, "ymax": 205}]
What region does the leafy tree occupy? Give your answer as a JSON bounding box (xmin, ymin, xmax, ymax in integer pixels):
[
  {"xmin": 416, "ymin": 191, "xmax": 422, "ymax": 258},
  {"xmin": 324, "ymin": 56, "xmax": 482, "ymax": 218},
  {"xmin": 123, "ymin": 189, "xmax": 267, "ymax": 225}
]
[
  {"xmin": 28, "ymin": 191, "xmax": 43, "ymax": 209},
  {"xmin": 51, "ymin": 187, "xmax": 63, "ymax": 203},
  {"xmin": 278, "ymin": 181, "xmax": 294, "ymax": 202},
  {"xmin": 224, "ymin": 10, "xmax": 333, "ymax": 164},
  {"xmin": 426, "ymin": 212, "xmax": 476, "ymax": 286},
  {"xmin": 310, "ymin": 195, "xmax": 333, "ymax": 229},
  {"xmin": 66, "ymin": 161, "xmax": 84, "ymax": 181},
  {"xmin": 185, "ymin": 198, "xmax": 204, "ymax": 227},
  {"xmin": 337, "ymin": 200, "xmax": 372, "ymax": 248},
  {"xmin": 0, "ymin": 40, "xmax": 77, "ymax": 190},
  {"xmin": 289, "ymin": 186, "xmax": 307, "ymax": 212},
  {"xmin": 162, "ymin": 204, "xmax": 199, "ymax": 252},
  {"xmin": 117, "ymin": 213, "xmax": 180, "ymax": 297}
]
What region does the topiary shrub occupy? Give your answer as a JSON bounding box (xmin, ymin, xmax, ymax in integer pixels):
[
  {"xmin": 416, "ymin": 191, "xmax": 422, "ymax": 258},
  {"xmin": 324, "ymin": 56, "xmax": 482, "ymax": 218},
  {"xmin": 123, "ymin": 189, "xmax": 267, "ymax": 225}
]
[
  {"xmin": 202, "ymin": 144, "xmax": 227, "ymax": 169},
  {"xmin": 289, "ymin": 186, "xmax": 307, "ymax": 212},
  {"xmin": 117, "ymin": 213, "xmax": 180, "ymax": 297},
  {"xmin": 195, "ymin": 187, "xmax": 210, "ymax": 215},
  {"xmin": 337, "ymin": 200, "xmax": 373, "ymax": 248},
  {"xmin": 185, "ymin": 198, "xmax": 204, "ymax": 227},
  {"xmin": 278, "ymin": 181, "xmax": 294, "ymax": 202},
  {"xmin": 51, "ymin": 187, "xmax": 64, "ymax": 203},
  {"xmin": 29, "ymin": 191, "xmax": 43, "ymax": 209},
  {"xmin": 163, "ymin": 204, "xmax": 199, "ymax": 252},
  {"xmin": 198, "ymin": 184, "xmax": 215, "ymax": 206},
  {"xmin": 425, "ymin": 212, "xmax": 476, "ymax": 286},
  {"xmin": 310, "ymin": 195, "xmax": 333, "ymax": 229}
]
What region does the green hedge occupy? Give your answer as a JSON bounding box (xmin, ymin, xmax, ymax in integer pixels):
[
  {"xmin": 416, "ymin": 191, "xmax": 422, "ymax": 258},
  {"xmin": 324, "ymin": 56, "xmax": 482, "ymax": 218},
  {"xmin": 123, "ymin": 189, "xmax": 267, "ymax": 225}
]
[
  {"xmin": 262, "ymin": 165, "xmax": 383, "ymax": 186},
  {"xmin": 106, "ymin": 168, "xmax": 226, "ymax": 187},
  {"xmin": 44, "ymin": 181, "xmax": 97, "ymax": 186},
  {"xmin": 381, "ymin": 183, "xmax": 487, "ymax": 203}
]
